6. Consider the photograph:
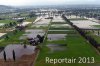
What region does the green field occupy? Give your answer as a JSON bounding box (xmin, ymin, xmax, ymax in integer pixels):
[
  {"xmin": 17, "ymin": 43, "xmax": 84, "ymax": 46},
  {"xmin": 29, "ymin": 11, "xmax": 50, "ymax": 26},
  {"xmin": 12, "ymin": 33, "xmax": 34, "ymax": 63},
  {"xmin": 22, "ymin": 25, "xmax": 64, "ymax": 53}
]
[
  {"xmin": 0, "ymin": 30, "xmax": 25, "ymax": 47},
  {"xmin": 93, "ymin": 25, "xmax": 100, "ymax": 28},
  {"xmin": 86, "ymin": 31, "xmax": 100, "ymax": 44},
  {"xmin": 51, "ymin": 22, "xmax": 67, "ymax": 24},
  {"xmin": 49, "ymin": 27, "xmax": 73, "ymax": 30},
  {"xmin": 48, "ymin": 30, "xmax": 76, "ymax": 34},
  {"xmin": 0, "ymin": 19, "xmax": 17, "ymax": 24},
  {"xmin": 35, "ymin": 20, "xmax": 100, "ymax": 66},
  {"xmin": 0, "ymin": 17, "xmax": 36, "ymax": 47},
  {"xmin": 25, "ymin": 17, "xmax": 37, "ymax": 22}
]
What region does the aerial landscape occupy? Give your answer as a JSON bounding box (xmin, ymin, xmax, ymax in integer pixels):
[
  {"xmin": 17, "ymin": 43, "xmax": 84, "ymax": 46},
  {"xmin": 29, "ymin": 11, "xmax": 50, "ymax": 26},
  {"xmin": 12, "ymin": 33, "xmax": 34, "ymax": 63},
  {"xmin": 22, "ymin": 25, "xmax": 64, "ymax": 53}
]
[{"xmin": 0, "ymin": 0, "xmax": 100, "ymax": 66}]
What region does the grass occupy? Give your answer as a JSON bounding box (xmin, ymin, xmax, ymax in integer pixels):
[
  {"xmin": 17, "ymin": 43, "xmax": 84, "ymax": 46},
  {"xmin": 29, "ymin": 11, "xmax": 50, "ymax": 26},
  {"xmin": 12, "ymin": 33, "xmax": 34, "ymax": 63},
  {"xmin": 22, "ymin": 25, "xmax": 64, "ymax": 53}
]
[
  {"xmin": 93, "ymin": 25, "xmax": 100, "ymax": 28},
  {"xmin": 20, "ymin": 13, "xmax": 29, "ymax": 17},
  {"xmin": 35, "ymin": 31, "xmax": 100, "ymax": 66},
  {"xmin": 35, "ymin": 18, "xmax": 100, "ymax": 66},
  {"xmin": 0, "ymin": 30, "xmax": 25, "ymax": 47},
  {"xmin": 86, "ymin": 32, "xmax": 100, "ymax": 44},
  {"xmin": 27, "ymin": 26, "xmax": 48, "ymax": 30},
  {"xmin": 92, "ymin": 35, "xmax": 100, "ymax": 44},
  {"xmin": 0, "ymin": 17, "xmax": 37, "ymax": 47},
  {"xmin": 51, "ymin": 22, "xmax": 67, "ymax": 24},
  {"xmin": 48, "ymin": 30, "xmax": 76, "ymax": 34},
  {"xmin": 47, "ymin": 39, "xmax": 67, "ymax": 44},
  {"xmin": 49, "ymin": 27, "xmax": 73, "ymax": 30},
  {"xmin": 0, "ymin": 19, "xmax": 17, "ymax": 24},
  {"xmin": 25, "ymin": 17, "xmax": 36, "ymax": 22}
]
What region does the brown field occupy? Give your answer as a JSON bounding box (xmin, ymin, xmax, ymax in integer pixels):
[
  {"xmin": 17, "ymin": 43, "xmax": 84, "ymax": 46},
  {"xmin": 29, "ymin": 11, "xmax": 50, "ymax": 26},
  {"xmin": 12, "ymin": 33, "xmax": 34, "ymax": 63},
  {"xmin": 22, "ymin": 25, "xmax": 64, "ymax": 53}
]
[{"xmin": 0, "ymin": 49, "xmax": 39, "ymax": 66}]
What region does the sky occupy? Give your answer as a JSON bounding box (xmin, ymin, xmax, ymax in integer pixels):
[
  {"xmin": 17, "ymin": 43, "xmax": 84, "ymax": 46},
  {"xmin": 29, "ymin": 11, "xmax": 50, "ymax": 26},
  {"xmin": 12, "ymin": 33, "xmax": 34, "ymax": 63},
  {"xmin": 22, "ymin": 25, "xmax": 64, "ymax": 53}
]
[{"xmin": 0, "ymin": 0, "xmax": 99, "ymax": 6}]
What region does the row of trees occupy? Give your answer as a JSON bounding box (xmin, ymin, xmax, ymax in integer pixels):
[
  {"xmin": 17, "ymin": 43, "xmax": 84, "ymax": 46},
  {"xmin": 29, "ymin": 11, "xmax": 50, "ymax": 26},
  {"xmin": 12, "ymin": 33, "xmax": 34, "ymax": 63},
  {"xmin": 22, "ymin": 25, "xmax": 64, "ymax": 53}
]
[
  {"xmin": 2, "ymin": 22, "xmax": 17, "ymax": 28},
  {"xmin": 62, "ymin": 15, "xmax": 100, "ymax": 51}
]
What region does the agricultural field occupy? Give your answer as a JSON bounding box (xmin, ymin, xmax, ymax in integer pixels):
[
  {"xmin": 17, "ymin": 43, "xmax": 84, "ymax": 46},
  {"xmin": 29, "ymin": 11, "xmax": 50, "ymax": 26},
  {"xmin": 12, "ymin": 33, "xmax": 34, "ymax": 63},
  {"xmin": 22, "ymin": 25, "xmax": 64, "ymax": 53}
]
[
  {"xmin": 35, "ymin": 16, "xmax": 100, "ymax": 66},
  {"xmin": 0, "ymin": 10, "xmax": 100, "ymax": 66},
  {"xmin": 0, "ymin": 1, "xmax": 100, "ymax": 66},
  {"xmin": 0, "ymin": 16, "xmax": 36, "ymax": 47}
]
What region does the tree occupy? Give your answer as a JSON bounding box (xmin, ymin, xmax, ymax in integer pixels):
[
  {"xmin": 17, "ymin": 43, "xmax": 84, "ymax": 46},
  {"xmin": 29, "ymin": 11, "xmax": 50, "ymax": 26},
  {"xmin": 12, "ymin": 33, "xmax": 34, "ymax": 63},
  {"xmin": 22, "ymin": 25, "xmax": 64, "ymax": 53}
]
[
  {"xmin": 12, "ymin": 50, "xmax": 16, "ymax": 61},
  {"xmin": 23, "ymin": 39, "xmax": 29, "ymax": 48},
  {"xmin": 9, "ymin": 22, "xmax": 13, "ymax": 26},
  {"xmin": 13, "ymin": 22, "xmax": 17, "ymax": 26},
  {"xmin": 5, "ymin": 35, "xmax": 9, "ymax": 40},
  {"xmin": 3, "ymin": 51, "xmax": 7, "ymax": 61}
]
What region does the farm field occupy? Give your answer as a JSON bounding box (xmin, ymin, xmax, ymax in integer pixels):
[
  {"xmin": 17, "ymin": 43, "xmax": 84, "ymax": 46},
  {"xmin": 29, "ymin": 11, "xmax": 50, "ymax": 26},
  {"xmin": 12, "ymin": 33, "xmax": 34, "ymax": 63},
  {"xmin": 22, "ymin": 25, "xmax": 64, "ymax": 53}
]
[{"xmin": 35, "ymin": 16, "xmax": 100, "ymax": 66}]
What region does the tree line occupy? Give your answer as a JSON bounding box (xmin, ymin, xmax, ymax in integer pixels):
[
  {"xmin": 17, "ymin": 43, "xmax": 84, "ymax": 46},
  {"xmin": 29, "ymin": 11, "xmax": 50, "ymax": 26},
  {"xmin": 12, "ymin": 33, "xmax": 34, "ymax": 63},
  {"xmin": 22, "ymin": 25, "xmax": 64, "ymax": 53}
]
[{"xmin": 62, "ymin": 15, "xmax": 100, "ymax": 52}]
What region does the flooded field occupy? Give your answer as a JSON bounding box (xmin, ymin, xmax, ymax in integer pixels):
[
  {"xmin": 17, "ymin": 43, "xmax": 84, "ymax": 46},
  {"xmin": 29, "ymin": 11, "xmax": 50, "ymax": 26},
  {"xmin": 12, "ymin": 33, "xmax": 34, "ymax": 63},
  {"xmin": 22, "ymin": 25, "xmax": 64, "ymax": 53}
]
[
  {"xmin": 66, "ymin": 15, "xmax": 81, "ymax": 19},
  {"xmin": 20, "ymin": 29, "xmax": 45, "ymax": 39},
  {"xmin": 47, "ymin": 34, "xmax": 66, "ymax": 41},
  {"xmin": 45, "ymin": 16, "xmax": 68, "ymax": 53},
  {"xmin": 71, "ymin": 20, "xmax": 100, "ymax": 28},
  {"xmin": 0, "ymin": 44, "xmax": 36, "ymax": 60},
  {"xmin": 34, "ymin": 18, "xmax": 50, "ymax": 25},
  {"xmin": 20, "ymin": 16, "xmax": 51, "ymax": 40},
  {"xmin": 47, "ymin": 44, "xmax": 67, "ymax": 53},
  {"xmin": 52, "ymin": 16, "xmax": 65, "ymax": 22},
  {"xmin": 31, "ymin": 16, "xmax": 51, "ymax": 29}
]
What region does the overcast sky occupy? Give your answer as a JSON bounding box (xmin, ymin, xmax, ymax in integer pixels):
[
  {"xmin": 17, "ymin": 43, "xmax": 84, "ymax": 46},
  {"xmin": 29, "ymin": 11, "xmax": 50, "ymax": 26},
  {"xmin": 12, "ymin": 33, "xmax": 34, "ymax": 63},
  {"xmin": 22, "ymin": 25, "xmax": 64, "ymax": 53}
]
[{"xmin": 0, "ymin": 0, "xmax": 99, "ymax": 6}]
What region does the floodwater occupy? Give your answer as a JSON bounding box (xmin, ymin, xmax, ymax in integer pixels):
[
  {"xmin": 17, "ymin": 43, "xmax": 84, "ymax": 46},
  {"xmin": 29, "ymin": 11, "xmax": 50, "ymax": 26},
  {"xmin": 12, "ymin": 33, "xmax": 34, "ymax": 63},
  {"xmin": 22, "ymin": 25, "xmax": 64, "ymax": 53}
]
[
  {"xmin": 71, "ymin": 20, "xmax": 100, "ymax": 29},
  {"xmin": 0, "ymin": 23, "xmax": 5, "ymax": 26},
  {"xmin": 66, "ymin": 15, "xmax": 81, "ymax": 19},
  {"xmin": 0, "ymin": 44, "xmax": 36, "ymax": 60},
  {"xmin": 47, "ymin": 34, "xmax": 66, "ymax": 41},
  {"xmin": 35, "ymin": 19, "xmax": 50, "ymax": 25},
  {"xmin": 47, "ymin": 44, "xmax": 67, "ymax": 53},
  {"xmin": 52, "ymin": 16, "xmax": 65, "ymax": 22},
  {"xmin": 31, "ymin": 17, "xmax": 51, "ymax": 28},
  {"xmin": 51, "ymin": 24, "xmax": 71, "ymax": 28},
  {"xmin": 20, "ymin": 29, "xmax": 45, "ymax": 39}
]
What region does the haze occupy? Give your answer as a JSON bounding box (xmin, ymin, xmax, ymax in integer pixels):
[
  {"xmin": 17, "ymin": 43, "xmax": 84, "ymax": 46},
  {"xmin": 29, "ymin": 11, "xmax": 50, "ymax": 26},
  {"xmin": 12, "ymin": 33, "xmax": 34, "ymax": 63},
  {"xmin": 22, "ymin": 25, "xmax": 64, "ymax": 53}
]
[{"xmin": 0, "ymin": 0, "xmax": 99, "ymax": 6}]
